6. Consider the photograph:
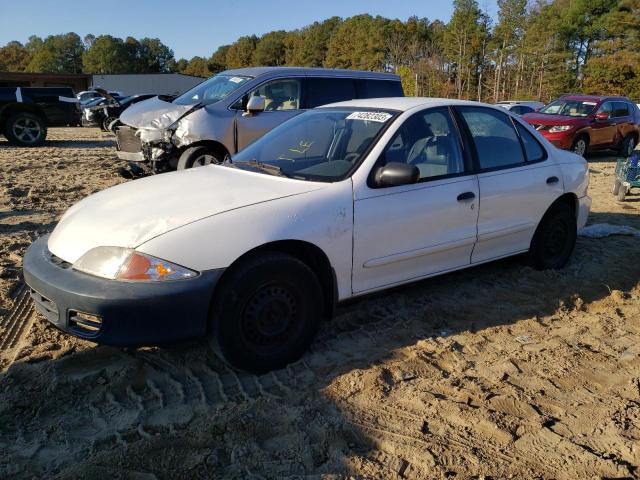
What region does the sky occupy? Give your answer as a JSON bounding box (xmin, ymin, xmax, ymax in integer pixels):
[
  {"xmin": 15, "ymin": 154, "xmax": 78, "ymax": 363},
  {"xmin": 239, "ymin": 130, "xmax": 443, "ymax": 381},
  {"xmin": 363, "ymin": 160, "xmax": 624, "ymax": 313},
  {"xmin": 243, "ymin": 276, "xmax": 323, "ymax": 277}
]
[{"xmin": 0, "ymin": 0, "xmax": 498, "ymax": 60}]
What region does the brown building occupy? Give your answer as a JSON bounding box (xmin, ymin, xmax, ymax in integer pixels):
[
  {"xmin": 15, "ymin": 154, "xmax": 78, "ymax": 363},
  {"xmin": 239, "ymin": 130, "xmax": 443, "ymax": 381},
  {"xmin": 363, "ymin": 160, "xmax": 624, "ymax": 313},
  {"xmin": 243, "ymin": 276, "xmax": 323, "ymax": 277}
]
[{"xmin": 0, "ymin": 72, "xmax": 91, "ymax": 92}]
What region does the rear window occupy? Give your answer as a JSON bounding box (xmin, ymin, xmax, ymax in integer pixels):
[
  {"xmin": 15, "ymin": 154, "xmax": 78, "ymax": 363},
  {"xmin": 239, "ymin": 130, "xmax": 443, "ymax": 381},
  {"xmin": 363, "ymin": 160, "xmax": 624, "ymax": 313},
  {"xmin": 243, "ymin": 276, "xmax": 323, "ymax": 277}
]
[
  {"xmin": 305, "ymin": 78, "xmax": 356, "ymax": 108},
  {"xmin": 515, "ymin": 122, "xmax": 546, "ymax": 162},
  {"xmin": 356, "ymin": 80, "xmax": 403, "ymax": 98}
]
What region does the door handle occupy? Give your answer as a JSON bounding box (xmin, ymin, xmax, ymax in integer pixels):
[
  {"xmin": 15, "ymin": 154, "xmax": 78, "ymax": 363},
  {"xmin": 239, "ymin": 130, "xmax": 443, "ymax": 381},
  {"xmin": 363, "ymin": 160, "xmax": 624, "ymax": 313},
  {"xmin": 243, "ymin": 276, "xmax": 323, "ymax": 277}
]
[
  {"xmin": 546, "ymin": 176, "xmax": 559, "ymax": 185},
  {"xmin": 457, "ymin": 191, "xmax": 476, "ymax": 201}
]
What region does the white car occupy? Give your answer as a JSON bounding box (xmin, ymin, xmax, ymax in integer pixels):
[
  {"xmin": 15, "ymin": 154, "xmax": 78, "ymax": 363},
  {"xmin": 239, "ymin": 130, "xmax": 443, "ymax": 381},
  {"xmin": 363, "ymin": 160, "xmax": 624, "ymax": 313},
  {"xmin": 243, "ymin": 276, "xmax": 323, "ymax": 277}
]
[
  {"xmin": 23, "ymin": 98, "xmax": 591, "ymax": 372},
  {"xmin": 496, "ymin": 100, "xmax": 545, "ymax": 115}
]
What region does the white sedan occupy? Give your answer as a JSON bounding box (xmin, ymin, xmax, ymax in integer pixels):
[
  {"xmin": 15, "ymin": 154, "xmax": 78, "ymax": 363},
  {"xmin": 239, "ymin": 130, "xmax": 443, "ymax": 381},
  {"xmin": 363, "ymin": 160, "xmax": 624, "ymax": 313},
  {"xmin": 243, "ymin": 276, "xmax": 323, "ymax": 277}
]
[{"xmin": 23, "ymin": 98, "xmax": 591, "ymax": 372}]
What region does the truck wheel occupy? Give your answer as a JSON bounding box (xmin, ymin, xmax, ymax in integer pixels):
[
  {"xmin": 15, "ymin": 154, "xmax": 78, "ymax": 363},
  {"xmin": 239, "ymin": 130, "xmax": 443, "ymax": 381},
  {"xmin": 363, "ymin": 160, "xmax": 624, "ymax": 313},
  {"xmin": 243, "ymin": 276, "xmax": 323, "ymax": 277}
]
[
  {"xmin": 177, "ymin": 146, "xmax": 224, "ymax": 170},
  {"xmin": 209, "ymin": 252, "xmax": 322, "ymax": 373},
  {"xmin": 4, "ymin": 112, "xmax": 47, "ymax": 146},
  {"xmin": 617, "ymin": 185, "xmax": 627, "ymax": 201},
  {"xmin": 571, "ymin": 136, "xmax": 588, "ymax": 157},
  {"xmin": 612, "ymin": 179, "xmax": 621, "ymax": 196},
  {"xmin": 529, "ymin": 203, "xmax": 576, "ymax": 270},
  {"xmin": 619, "ymin": 135, "xmax": 636, "ymax": 157}
]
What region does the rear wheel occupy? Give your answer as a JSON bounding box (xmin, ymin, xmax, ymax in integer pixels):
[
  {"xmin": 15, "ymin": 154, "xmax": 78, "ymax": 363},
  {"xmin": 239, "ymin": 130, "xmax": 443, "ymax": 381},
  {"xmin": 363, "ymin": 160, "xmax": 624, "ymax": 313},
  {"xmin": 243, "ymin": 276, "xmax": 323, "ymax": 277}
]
[
  {"xmin": 529, "ymin": 203, "xmax": 576, "ymax": 270},
  {"xmin": 619, "ymin": 134, "xmax": 636, "ymax": 157},
  {"xmin": 571, "ymin": 136, "xmax": 588, "ymax": 157},
  {"xmin": 4, "ymin": 112, "xmax": 47, "ymax": 146},
  {"xmin": 176, "ymin": 146, "xmax": 224, "ymax": 170},
  {"xmin": 209, "ymin": 252, "xmax": 322, "ymax": 373}
]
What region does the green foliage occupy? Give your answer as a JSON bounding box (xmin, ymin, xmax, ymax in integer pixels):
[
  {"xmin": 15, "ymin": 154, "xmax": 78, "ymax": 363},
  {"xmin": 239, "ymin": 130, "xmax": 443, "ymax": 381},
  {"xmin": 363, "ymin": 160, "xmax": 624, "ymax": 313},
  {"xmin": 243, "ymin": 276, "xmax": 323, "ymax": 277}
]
[
  {"xmin": 0, "ymin": 42, "xmax": 31, "ymax": 72},
  {"xmin": 26, "ymin": 33, "xmax": 83, "ymax": 73},
  {"xmin": 253, "ymin": 31, "xmax": 287, "ymax": 66},
  {"xmin": 225, "ymin": 35, "xmax": 258, "ymax": 69},
  {"xmin": 325, "ymin": 15, "xmax": 387, "ymax": 70}
]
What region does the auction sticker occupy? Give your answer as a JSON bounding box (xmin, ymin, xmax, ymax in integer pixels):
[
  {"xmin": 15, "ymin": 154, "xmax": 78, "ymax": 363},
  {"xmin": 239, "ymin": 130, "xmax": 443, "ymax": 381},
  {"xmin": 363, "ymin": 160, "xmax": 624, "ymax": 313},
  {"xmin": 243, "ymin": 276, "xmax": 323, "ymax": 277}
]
[
  {"xmin": 346, "ymin": 111, "xmax": 392, "ymax": 122},
  {"xmin": 229, "ymin": 77, "xmax": 245, "ymax": 83}
]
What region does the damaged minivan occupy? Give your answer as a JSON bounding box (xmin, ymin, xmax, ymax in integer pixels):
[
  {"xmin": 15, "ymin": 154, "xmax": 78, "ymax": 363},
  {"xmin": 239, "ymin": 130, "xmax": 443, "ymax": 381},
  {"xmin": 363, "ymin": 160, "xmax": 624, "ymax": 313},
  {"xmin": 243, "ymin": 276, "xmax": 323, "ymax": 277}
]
[{"xmin": 115, "ymin": 67, "xmax": 403, "ymax": 173}]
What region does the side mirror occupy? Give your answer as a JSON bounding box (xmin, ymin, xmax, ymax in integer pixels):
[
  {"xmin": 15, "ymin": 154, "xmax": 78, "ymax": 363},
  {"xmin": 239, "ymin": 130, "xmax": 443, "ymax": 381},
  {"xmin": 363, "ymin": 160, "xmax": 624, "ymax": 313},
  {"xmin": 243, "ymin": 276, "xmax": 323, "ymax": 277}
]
[
  {"xmin": 373, "ymin": 162, "xmax": 420, "ymax": 187},
  {"xmin": 595, "ymin": 111, "xmax": 610, "ymax": 121},
  {"xmin": 243, "ymin": 96, "xmax": 265, "ymax": 116}
]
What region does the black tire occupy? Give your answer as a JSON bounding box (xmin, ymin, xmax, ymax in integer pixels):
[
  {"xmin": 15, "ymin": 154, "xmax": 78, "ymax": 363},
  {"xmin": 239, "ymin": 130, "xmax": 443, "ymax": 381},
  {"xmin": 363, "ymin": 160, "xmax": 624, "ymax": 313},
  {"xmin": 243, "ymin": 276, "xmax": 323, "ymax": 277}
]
[
  {"xmin": 102, "ymin": 116, "xmax": 117, "ymax": 132},
  {"xmin": 619, "ymin": 134, "xmax": 636, "ymax": 157},
  {"xmin": 612, "ymin": 179, "xmax": 621, "ymax": 196},
  {"xmin": 529, "ymin": 203, "xmax": 577, "ymax": 270},
  {"xmin": 571, "ymin": 135, "xmax": 589, "ymax": 157},
  {"xmin": 617, "ymin": 185, "xmax": 627, "ymax": 202},
  {"xmin": 209, "ymin": 252, "xmax": 323, "ymax": 373},
  {"xmin": 177, "ymin": 146, "xmax": 224, "ymax": 170},
  {"xmin": 3, "ymin": 112, "xmax": 47, "ymax": 146}
]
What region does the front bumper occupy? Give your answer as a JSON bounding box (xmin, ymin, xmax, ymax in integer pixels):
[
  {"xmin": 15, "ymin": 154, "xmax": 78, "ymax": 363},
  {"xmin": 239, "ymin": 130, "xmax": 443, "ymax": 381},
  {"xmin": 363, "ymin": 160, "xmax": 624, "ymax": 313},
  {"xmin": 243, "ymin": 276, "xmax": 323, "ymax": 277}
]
[
  {"xmin": 23, "ymin": 236, "xmax": 224, "ymax": 346},
  {"xmin": 538, "ymin": 130, "xmax": 574, "ymax": 149},
  {"xmin": 577, "ymin": 195, "xmax": 591, "ymax": 230}
]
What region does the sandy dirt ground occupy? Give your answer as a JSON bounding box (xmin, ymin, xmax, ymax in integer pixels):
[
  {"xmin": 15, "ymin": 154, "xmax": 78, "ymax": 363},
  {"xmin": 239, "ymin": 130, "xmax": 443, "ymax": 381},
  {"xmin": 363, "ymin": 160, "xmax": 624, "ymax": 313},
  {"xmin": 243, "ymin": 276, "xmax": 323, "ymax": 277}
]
[{"xmin": 0, "ymin": 128, "xmax": 639, "ymax": 479}]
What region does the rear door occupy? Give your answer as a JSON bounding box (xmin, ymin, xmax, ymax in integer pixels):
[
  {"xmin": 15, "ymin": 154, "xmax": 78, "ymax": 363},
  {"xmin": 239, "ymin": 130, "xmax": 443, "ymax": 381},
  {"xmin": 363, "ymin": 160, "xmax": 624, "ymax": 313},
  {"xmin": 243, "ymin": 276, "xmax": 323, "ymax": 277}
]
[
  {"xmin": 454, "ymin": 106, "xmax": 564, "ymax": 263},
  {"xmin": 352, "ymin": 107, "xmax": 479, "ymax": 293},
  {"xmin": 613, "ymin": 101, "xmax": 634, "ymax": 146},
  {"xmin": 235, "ymin": 77, "xmax": 304, "ymax": 151}
]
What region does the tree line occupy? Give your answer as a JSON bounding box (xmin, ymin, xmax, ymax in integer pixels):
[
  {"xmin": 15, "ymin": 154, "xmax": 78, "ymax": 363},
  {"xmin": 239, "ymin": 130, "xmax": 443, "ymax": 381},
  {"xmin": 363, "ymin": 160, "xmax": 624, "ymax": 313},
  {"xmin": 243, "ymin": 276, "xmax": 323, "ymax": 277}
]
[{"xmin": 1, "ymin": 0, "xmax": 638, "ymax": 102}]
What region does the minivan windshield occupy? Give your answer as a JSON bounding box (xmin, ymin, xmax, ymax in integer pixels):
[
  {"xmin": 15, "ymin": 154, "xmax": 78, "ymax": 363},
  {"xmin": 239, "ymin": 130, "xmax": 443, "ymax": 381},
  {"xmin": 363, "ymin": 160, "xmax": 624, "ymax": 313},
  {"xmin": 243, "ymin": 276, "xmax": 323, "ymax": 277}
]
[
  {"xmin": 173, "ymin": 74, "xmax": 251, "ymax": 106},
  {"xmin": 228, "ymin": 108, "xmax": 397, "ymax": 182},
  {"xmin": 539, "ymin": 99, "xmax": 597, "ymax": 117}
]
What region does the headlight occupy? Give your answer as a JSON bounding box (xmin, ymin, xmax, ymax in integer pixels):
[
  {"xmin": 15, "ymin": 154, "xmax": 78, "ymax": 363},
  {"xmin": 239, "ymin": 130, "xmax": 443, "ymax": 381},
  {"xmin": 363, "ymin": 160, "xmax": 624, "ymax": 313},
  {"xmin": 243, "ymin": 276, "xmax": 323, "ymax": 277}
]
[
  {"xmin": 549, "ymin": 125, "xmax": 572, "ymax": 133},
  {"xmin": 72, "ymin": 246, "xmax": 197, "ymax": 281}
]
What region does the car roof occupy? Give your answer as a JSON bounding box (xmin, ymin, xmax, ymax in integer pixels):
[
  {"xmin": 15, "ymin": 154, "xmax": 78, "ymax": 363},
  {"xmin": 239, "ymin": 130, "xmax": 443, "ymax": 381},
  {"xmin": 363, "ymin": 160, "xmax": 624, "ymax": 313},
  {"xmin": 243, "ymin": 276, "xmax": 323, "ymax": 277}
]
[
  {"xmin": 318, "ymin": 97, "xmax": 492, "ymax": 112},
  {"xmin": 561, "ymin": 94, "xmax": 631, "ymax": 102},
  {"xmin": 220, "ymin": 66, "xmax": 400, "ymax": 81}
]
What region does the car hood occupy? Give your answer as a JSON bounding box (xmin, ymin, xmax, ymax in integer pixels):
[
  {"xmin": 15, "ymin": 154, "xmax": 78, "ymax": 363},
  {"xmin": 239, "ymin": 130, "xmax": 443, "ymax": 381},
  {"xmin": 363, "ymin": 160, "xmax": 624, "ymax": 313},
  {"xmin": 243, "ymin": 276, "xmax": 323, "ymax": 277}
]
[
  {"xmin": 522, "ymin": 112, "xmax": 586, "ymax": 126},
  {"xmin": 48, "ymin": 166, "xmax": 326, "ymax": 264},
  {"xmin": 119, "ymin": 96, "xmax": 194, "ymax": 130}
]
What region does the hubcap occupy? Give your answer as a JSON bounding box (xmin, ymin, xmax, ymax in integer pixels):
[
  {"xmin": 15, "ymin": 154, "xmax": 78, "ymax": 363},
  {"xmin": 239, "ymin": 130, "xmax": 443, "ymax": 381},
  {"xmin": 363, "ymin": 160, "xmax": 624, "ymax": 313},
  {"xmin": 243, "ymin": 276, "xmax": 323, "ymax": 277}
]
[
  {"xmin": 627, "ymin": 139, "xmax": 635, "ymax": 156},
  {"xmin": 543, "ymin": 218, "xmax": 569, "ymax": 261},
  {"xmin": 12, "ymin": 117, "xmax": 41, "ymax": 143},
  {"xmin": 193, "ymin": 154, "xmax": 217, "ymax": 167},
  {"xmin": 242, "ymin": 284, "xmax": 298, "ymax": 347},
  {"xmin": 574, "ymin": 139, "xmax": 586, "ymax": 156}
]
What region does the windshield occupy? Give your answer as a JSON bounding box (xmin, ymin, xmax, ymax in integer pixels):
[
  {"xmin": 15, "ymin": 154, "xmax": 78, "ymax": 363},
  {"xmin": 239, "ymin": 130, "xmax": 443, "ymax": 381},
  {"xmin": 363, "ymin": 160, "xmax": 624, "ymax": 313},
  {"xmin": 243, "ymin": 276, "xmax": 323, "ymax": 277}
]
[
  {"xmin": 539, "ymin": 99, "xmax": 597, "ymax": 117},
  {"xmin": 173, "ymin": 74, "xmax": 251, "ymax": 106},
  {"xmin": 229, "ymin": 108, "xmax": 397, "ymax": 182}
]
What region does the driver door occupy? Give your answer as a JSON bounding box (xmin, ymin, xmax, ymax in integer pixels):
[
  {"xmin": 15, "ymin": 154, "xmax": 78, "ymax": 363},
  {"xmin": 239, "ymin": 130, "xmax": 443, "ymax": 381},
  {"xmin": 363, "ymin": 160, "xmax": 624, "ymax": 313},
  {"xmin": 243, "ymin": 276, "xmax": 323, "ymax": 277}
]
[{"xmin": 235, "ymin": 78, "xmax": 304, "ymax": 152}]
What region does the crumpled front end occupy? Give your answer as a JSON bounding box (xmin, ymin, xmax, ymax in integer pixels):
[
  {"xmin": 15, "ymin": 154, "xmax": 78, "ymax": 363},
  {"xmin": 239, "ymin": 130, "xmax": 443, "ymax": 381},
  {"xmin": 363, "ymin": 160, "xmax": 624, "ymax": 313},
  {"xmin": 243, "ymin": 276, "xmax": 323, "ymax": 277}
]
[{"xmin": 115, "ymin": 97, "xmax": 196, "ymax": 171}]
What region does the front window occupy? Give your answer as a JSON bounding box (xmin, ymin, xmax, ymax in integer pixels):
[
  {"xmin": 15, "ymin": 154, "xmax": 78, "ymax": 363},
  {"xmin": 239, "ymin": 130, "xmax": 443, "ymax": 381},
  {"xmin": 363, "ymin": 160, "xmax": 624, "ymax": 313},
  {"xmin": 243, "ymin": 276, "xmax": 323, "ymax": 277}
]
[
  {"xmin": 228, "ymin": 108, "xmax": 397, "ymax": 182},
  {"xmin": 173, "ymin": 74, "xmax": 251, "ymax": 106},
  {"xmin": 248, "ymin": 79, "xmax": 301, "ymax": 111},
  {"xmin": 539, "ymin": 99, "xmax": 597, "ymax": 117}
]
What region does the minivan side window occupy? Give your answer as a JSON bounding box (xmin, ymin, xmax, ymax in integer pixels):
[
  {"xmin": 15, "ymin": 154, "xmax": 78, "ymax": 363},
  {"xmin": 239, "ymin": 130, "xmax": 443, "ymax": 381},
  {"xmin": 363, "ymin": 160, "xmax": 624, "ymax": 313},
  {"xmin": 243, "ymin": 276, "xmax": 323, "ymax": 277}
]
[
  {"xmin": 356, "ymin": 80, "xmax": 403, "ymax": 99},
  {"xmin": 380, "ymin": 108, "xmax": 465, "ymax": 182},
  {"xmin": 458, "ymin": 107, "xmax": 525, "ymax": 170},
  {"xmin": 249, "ymin": 79, "xmax": 301, "ymax": 111},
  {"xmin": 613, "ymin": 101, "xmax": 630, "ymax": 118},
  {"xmin": 306, "ymin": 78, "xmax": 356, "ymax": 108}
]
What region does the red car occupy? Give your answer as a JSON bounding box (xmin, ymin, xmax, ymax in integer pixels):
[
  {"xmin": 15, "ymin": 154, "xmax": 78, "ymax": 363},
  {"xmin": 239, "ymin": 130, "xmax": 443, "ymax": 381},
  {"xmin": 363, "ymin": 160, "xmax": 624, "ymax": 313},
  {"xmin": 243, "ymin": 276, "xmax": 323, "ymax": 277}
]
[{"xmin": 522, "ymin": 95, "xmax": 640, "ymax": 157}]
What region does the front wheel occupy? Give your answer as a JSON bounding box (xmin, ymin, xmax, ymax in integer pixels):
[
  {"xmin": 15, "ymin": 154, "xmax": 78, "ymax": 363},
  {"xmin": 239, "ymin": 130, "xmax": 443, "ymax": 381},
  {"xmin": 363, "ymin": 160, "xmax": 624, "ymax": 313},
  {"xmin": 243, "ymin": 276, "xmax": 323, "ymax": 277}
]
[
  {"xmin": 571, "ymin": 136, "xmax": 588, "ymax": 157},
  {"xmin": 209, "ymin": 253, "xmax": 323, "ymax": 373},
  {"xmin": 177, "ymin": 146, "xmax": 224, "ymax": 170},
  {"xmin": 103, "ymin": 116, "xmax": 118, "ymax": 132},
  {"xmin": 529, "ymin": 203, "xmax": 577, "ymax": 270},
  {"xmin": 4, "ymin": 112, "xmax": 47, "ymax": 146}
]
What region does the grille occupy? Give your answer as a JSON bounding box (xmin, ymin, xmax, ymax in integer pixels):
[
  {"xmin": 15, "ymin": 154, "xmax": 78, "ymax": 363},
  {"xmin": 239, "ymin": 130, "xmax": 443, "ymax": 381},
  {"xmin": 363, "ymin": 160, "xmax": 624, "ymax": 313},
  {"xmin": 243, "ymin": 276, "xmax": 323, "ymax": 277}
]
[
  {"xmin": 116, "ymin": 126, "xmax": 142, "ymax": 153},
  {"xmin": 69, "ymin": 311, "xmax": 103, "ymax": 337},
  {"xmin": 49, "ymin": 252, "xmax": 72, "ymax": 269}
]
